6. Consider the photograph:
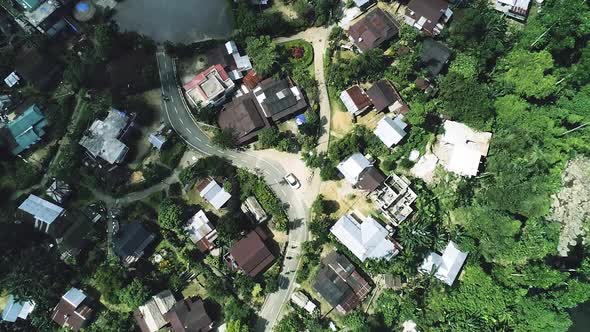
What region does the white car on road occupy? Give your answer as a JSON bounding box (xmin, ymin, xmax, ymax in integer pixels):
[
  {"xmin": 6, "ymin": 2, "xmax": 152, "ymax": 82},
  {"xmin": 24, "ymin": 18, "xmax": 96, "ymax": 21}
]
[{"xmin": 284, "ymin": 173, "xmax": 300, "ymax": 189}]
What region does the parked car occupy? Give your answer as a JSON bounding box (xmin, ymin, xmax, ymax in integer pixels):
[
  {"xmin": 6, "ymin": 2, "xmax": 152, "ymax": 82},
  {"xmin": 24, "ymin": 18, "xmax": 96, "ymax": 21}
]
[{"xmin": 284, "ymin": 173, "xmax": 300, "ymax": 189}]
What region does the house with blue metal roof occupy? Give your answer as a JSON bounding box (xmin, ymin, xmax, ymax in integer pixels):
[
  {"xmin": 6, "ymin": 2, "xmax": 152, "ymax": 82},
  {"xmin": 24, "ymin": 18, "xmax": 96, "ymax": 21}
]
[
  {"xmin": 16, "ymin": 194, "xmax": 67, "ymax": 236},
  {"xmin": 1, "ymin": 295, "xmax": 35, "ymax": 323},
  {"xmin": 6, "ymin": 104, "xmax": 47, "ymax": 155}
]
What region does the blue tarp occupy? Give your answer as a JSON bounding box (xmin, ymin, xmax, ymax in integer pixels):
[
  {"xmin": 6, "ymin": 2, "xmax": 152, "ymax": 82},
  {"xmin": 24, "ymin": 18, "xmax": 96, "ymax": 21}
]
[{"xmin": 295, "ymin": 114, "xmax": 306, "ymax": 126}]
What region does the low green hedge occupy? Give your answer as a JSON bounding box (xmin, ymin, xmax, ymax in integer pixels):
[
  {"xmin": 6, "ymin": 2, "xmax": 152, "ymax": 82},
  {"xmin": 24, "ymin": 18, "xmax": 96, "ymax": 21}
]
[{"xmin": 281, "ymin": 39, "xmax": 314, "ymax": 69}]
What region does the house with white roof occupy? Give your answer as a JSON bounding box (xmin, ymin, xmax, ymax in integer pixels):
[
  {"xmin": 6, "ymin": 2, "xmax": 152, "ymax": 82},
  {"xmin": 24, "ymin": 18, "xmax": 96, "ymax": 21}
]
[
  {"xmin": 79, "ymin": 109, "xmax": 131, "ymax": 166},
  {"xmin": 1, "ymin": 295, "xmax": 35, "ymax": 323},
  {"xmin": 225, "ymin": 41, "xmax": 252, "ymax": 80},
  {"xmin": 435, "ymin": 121, "xmax": 492, "ymax": 177},
  {"xmin": 374, "ymin": 115, "xmax": 408, "ymax": 148},
  {"xmin": 4, "ymin": 72, "xmax": 20, "ymax": 87},
  {"xmin": 337, "ymin": 153, "xmax": 386, "ymax": 192},
  {"xmin": 17, "ymin": 194, "xmax": 67, "ymax": 236},
  {"xmin": 184, "ymin": 210, "xmax": 218, "ymax": 252},
  {"xmin": 330, "ymin": 213, "xmax": 401, "ymax": 262},
  {"xmin": 419, "ymin": 241, "xmax": 468, "ymax": 286},
  {"xmin": 196, "ymin": 177, "xmax": 231, "ymax": 210}
]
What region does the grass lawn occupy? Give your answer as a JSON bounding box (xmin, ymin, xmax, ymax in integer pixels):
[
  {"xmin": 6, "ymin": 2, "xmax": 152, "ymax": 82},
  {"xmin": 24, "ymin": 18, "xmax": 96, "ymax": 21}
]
[
  {"xmin": 0, "ymin": 293, "xmax": 8, "ymax": 312},
  {"xmin": 181, "ymin": 279, "xmax": 208, "ymax": 299},
  {"xmin": 320, "ymin": 180, "xmax": 377, "ymax": 218}
]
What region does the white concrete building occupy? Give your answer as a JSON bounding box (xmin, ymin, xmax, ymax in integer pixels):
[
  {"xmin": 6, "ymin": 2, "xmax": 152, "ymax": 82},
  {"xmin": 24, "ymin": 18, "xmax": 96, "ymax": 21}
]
[{"xmin": 435, "ymin": 120, "xmax": 492, "ymax": 177}]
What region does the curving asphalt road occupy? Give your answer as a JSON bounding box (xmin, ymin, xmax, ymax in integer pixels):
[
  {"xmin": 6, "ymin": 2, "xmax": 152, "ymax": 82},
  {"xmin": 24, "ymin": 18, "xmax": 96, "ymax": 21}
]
[{"xmin": 156, "ymin": 49, "xmax": 311, "ymax": 331}]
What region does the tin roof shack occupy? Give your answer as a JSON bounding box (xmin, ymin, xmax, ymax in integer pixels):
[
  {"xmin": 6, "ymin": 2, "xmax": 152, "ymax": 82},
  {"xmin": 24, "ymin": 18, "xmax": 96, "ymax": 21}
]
[
  {"xmin": 47, "ymin": 178, "xmax": 72, "ymax": 204},
  {"xmin": 164, "ymin": 297, "xmax": 214, "ymax": 332},
  {"xmin": 420, "ymin": 241, "xmax": 468, "ymax": 286},
  {"xmin": 348, "ymin": 8, "xmax": 399, "ymax": 52},
  {"xmin": 184, "ymin": 65, "xmax": 236, "ymax": 108},
  {"xmin": 184, "ymin": 210, "xmax": 218, "ymax": 252},
  {"xmin": 313, "ymin": 252, "xmax": 372, "ymax": 314},
  {"xmin": 16, "ymin": 194, "xmax": 68, "ymax": 237},
  {"xmin": 79, "ymin": 109, "xmax": 132, "ymax": 169},
  {"xmin": 196, "ymin": 177, "xmax": 231, "ymax": 210},
  {"xmin": 134, "ymin": 290, "xmax": 176, "ymax": 332},
  {"xmin": 495, "ymin": 0, "xmax": 531, "ymax": 21},
  {"xmin": 226, "ymin": 229, "xmax": 275, "ymax": 277},
  {"xmin": 339, "ymin": 85, "xmax": 372, "ymax": 116},
  {"xmin": 290, "ymin": 291, "xmax": 317, "ymax": 314},
  {"xmin": 225, "ymin": 40, "xmax": 252, "ymax": 80},
  {"xmin": 330, "ymin": 213, "xmax": 401, "ymax": 262},
  {"xmin": 366, "ymin": 80, "xmax": 409, "ymax": 114},
  {"xmin": 404, "ymin": 0, "xmax": 453, "ymax": 36},
  {"xmin": 114, "ymin": 221, "xmax": 156, "ymax": 265},
  {"xmin": 337, "ymin": 153, "xmax": 386, "ymax": 192},
  {"xmin": 370, "ymin": 174, "xmax": 417, "ymax": 226},
  {"xmin": 241, "ymin": 196, "xmax": 269, "ymax": 224},
  {"xmin": 51, "ymin": 288, "xmax": 93, "ymax": 331},
  {"xmin": 1, "ymin": 295, "xmax": 35, "ymax": 323}
]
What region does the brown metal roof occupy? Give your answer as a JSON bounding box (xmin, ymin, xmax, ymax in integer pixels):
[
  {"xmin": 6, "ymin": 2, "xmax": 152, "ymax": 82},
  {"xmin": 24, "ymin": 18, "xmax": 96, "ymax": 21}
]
[
  {"xmin": 345, "ymin": 85, "xmax": 372, "ymax": 110},
  {"xmin": 218, "ymin": 93, "xmax": 270, "ymax": 144},
  {"xmin": 405, "ymin": 0, "xmax": 449, "ymax": 35},
  {"xmin": 164, "ymin": 298, "xmax": 213, "ymax": 332},
  {"xmin": 357, "ymin": 167, "xmax": 386, "ymax": 192},
  {"xmin": 366, "ymin": 80, "xmax": 407, "ymax": 113},
  {"xmin": 228, "ymin": 230, "xmax": 275, "ymax": 277},
  {"xmin": 348, "ymin": 8, "xmax": 399, "ymax": 52},
  {"xmin": 51, "ymin": 299, "xmax": 93, "ymax": 331},
  {"xmin": 243, "ymin": 70, "xmax": 262, "ymax": 90}
]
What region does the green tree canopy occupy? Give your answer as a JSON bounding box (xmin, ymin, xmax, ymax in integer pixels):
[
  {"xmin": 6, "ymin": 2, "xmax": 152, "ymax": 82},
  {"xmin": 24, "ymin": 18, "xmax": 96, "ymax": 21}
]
[
  {"xmin": 246, "ymin": 35, "xmax": 278, "ymax": 77},
  {"xmin": 496, "ymin": 49, "xmax": 557, "ymax": 99},
  {"xmin": 158, "ymin": 198, "xmax": 183, "ymax": 231},
  {"xmin": 118, "ymin": 280, "xmax": 150, "ymax": 310}
]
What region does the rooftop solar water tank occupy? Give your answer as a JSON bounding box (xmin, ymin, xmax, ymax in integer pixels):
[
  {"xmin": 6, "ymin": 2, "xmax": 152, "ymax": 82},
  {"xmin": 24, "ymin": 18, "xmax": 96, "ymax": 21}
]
[{"xmin": 73, "ymin": 0, "xmax": 96, "ymax": 22}]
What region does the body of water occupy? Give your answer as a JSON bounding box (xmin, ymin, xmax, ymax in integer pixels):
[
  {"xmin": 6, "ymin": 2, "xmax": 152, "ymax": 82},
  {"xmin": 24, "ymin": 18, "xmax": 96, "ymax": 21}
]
[{"xmin": 114, "ymin": 0, "xmax": 233, "ymax": 44}]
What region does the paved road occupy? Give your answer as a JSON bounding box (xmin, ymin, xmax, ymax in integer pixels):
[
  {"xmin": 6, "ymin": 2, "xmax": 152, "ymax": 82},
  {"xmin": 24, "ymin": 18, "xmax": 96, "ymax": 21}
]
[{"xmin": 156, "ymin": 50, "xmax": 311, "ymax": 331}]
